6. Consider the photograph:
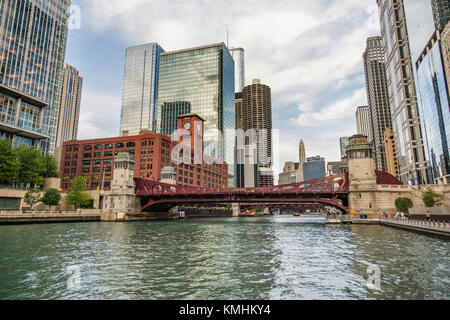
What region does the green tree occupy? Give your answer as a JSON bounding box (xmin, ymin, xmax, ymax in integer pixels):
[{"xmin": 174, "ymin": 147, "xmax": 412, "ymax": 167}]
[
  {"xmin": 41, "ymin": 188, "xmax": 61, "ymax": 211},
  {"xmin": 66, "ymin": 177, "xmax": 91, "ymax": 209},
  {"xmin": 0, "ymin": 138, "xmax": 19, "ymax": 184},
  {"xmin": 16, "ymin": 145, "xmax": 45, "ymax": 186},
  {"xmin": 41, "ymin": 155, "xmax": 60, "ymax": 178},
  {"xmin": 422, "ymin": 187, "xmax": 445, "ymax": 207},
  {"xmin": 24, "ymin": 188, "xmax": 41, "ymax": 209},
  {"xmin": 395, "ymin": 197, "xmax": 414, "ymax": 213}
]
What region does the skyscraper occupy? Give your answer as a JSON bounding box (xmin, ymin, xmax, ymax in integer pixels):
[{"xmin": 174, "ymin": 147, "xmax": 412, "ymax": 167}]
[
  {"xmin": 56, "ymin": 64, "xmax": 83, "ymax": 147},
  {"xmin": 363, "ymin": 36, "xmax": 392, "ymax": 172},
  {"xmin": 339, "ymin": 137, "xmax": 350, "ymax": 159},
  {"xmin": 239, "ymin": 79, "xmax": 273, "ymax": 186},
  {"xmin": 229, "ymin": 48, "xmax": 245, "ymax": 93},
  {"xmin": 356, "ymin": 106, "xmax": 373, "ymax": 141},
  {"xmin": 120, "ymin": 43, "xmax": 165, "ymax": 136},
  {"xmin": 377, "ymin": 0, "xmax": 428, "ymax": 185},
  {"xmin": 156, "ymin": 43, "xmax": 235, "ymax": 186},
  {"xmin": 299, "ymin": 139, "xmax": 306, "ymax": 182},
  {"xmin": 303, "ymin": 156, "xmax": 326, "ymax": 181},
  {"xmin": 0, "ymin": 0, "xmax": 71, "ymax": 154},
  {"xmin": 404, "ymin": 0, "xmax": 450, "ymax": 184}
]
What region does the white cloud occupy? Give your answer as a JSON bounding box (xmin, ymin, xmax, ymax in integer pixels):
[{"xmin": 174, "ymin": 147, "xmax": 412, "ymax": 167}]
[
  {"xmin": 296, "ymin": 88, "xmax": 367, "ymax": 127},
  {"xmin": 77, "ymin": 89, "xmax": 121, "ymax": 140}
]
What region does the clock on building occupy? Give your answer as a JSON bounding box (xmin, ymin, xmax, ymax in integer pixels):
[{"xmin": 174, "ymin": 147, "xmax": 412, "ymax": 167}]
[{"xmin": 184, "ymin": 122, "xmax": 191, "ymax": 130}]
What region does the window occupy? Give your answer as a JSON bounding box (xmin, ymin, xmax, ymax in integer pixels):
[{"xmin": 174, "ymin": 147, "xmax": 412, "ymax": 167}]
[
  {"xmin": 93, "ymin": 160, "xmax": 101, "ymax": 165},
  {"xmin": 84, "ymin": 145, "xmax": 92, "ymax": 151},
  {"xmin": 115, "ymin": 143, "xmax": 124, "ymax": 148},
  {"xmin": 83, "ymin": 153, "xmax": 92, "ymax": 158},
  {"xmin": 104, "ymin": 151, "xmax": 113, "ymax": 157},
  {"xmin": 95, "ymin": 144, "xmax": 103, "ymax": 150},
  {"xmin": 94, "ymin": 152, "xmax": 102, "ymax": 158},
  {"xmin": 82, "ymin": 168, "xmax": 90, "ymax": 173},
  {"xmin": 104, "ymin": 159, "xmax": 112, "ymax": 164},
  {"xmin": 127, "ymin": 142, "xmax": 135, "ymax": 148},
  {"xmin": 83, "ymin": 160, "xmax": 91, "ymax": 166},
  {"xmin": 105, "ymin": 144, "xmax": 113, "ymax": 149}
]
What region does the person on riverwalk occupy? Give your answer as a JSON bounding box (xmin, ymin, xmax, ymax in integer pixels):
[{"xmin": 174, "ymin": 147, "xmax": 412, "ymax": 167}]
[{"xmin": 426, "ymin": 210, "xmax": 431, "ymax": 221}]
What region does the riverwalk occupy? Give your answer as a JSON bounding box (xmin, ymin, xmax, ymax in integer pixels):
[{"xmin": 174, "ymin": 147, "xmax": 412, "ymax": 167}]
[
  {"xmin": 326, "ymin": 216, "xmax": 450, "ymax": 237},
  {"xmin": 0, "ymin": 211, "xmax": 101, "ymax": 225}
]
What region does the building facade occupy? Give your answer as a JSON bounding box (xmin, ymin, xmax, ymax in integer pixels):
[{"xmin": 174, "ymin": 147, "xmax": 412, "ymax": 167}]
[
  {"xmin": 278, "ymin": 162, "xmax": 301, "ymax": 185},
  {"xmin": 120, "ymin": 43, "xmax": 165, "ymax": 136},
  {"xmin": 230, "ymin": 47, "xmax": 245, "ymax": 93},
  {"xmin": 238, "ymin": 79, "xmax": 273, "ymax": 186},
  {"xmin": 404, "ymin": 0, "xmax": 450, "ymax": 184},
  {"xmin": 303, "ymin": 156, "xmax": 326, "ymax": 182},
  {"xmin": 377, "ymin": 0, "xmax": 428, "ymax": 185},
  {"xmin": 0, "ymin": 0, "xmax": 71, "ymax": 154},
  {"xmin": 363, "ymin": 36, "xmax": 393, "ymax": 172},
  {"xmin": 383, "ymin": 127, "xmax": 399, "ymax": 178},
  {"xmin": 56, "ymin": 64, "xmax": 83, "ymax": 147},
  {"xmin": 156, "ymin": 43, "xmax": 235, "ymax": 187},
  {"xmin": 356, "ymin": 106, "xmax": 373, "ymax": 141},
  {"xmin": 60, "ymin": 115, "xmax": 228, "ymax": 191}
]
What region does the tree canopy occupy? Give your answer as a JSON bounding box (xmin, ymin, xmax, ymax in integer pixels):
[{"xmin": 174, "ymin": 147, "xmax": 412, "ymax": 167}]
[
  {"xmin": 24, "ymin": 188, "xmax": 42, "ymax": 208},
  {"xmin": 395, "ymin": 197, "xmax": 414, "ymax": 213},
  {"xmin": 41, "ymin": 188, "xmax": 61, "ymax": 210},
  {"xmin": 66, "ymin": 177, "xmax": 91, "ymax": 209},
  {"xmin": 422, "ymin": 188, "xmax": 445, "ymax": 208},
  {"xmin": 0, "ymin": 138, "xmax": 59, "ymax": 186}
]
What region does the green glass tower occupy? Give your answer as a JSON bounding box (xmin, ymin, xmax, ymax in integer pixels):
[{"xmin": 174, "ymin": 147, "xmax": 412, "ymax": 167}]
[{"xmin": 157, "ymin": 43, "xmax": 235, "ymax": 187}]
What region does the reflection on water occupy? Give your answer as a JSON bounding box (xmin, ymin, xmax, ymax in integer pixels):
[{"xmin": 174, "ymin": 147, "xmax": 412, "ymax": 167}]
[{"xmin": 0, "ymin": 216, "xmax": 448, "ymax": 300}]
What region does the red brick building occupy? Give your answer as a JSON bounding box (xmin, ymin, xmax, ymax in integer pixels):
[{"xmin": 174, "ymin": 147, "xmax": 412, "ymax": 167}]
[{"xmin": 60, "ymin": 114, "xmax": 228, "ymax": 191}]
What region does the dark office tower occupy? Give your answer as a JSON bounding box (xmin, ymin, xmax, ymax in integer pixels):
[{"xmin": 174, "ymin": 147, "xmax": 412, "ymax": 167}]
[
  {"xmin": 404, "ymin": 0, "xmax": 450, "ymax": 184},
  {"xmin": 0, "ymin": 0, "xmax": 71, "ymax": 154},
  {"xmin": 363, "ymin": 36, "xmax": 392, "ymax": 172},
  {"xmin": 377, "ymin": 0, "xmax": 428, "ymax": 185},
  {"xmin": 240, "ymin": 79, "xmax": 273, "ymax": 187},
  {"xmin": 160, "ymin": 101, "xmax": 191, "ymax": 135}
]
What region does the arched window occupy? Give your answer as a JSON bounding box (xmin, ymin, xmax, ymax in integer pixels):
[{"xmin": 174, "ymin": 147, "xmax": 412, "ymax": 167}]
[
  {"xmin": 95, "ymin": 144, "xmax": 103, "ymax": 150},
  {"xmin": 84, "ymin": 145, "xmax": 92, "ymax": 151},
  {"xmin": 105, "ymin": 144, "xmax": 113, "ymax": 149},
  {"xmin": 115, "ymin": 143, "xmax": 124, "ymax": 148},
  {"xmin": 127, "ymin": 142, "xmax": 135, "ymax": 148}
]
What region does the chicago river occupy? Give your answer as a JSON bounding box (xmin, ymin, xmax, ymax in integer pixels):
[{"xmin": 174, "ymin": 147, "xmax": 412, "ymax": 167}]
[{"xmin": 0, "ymin": 216, "xmax": 448, "ymax": 300}]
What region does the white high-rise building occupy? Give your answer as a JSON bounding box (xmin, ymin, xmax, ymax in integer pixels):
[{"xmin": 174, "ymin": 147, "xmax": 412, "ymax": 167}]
[
  {"xmin": 230, "ymin": 48, "xmax": 245, "ymax": 92},
  {"xmin": 356, "ymin": 106, "xmax": 373, "ymax": 142}
]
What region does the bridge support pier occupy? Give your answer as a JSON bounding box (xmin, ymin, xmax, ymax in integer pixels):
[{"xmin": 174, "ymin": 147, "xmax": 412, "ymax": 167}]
[{"xmin": 232, "ymin": 203, "xmax": 241, "ymax": 217}]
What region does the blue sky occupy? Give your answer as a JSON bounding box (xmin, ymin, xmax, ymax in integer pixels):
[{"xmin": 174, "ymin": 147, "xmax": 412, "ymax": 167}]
[{"xmin": 66, "ymin": 0, "xmax": 381, "ymax": 176}]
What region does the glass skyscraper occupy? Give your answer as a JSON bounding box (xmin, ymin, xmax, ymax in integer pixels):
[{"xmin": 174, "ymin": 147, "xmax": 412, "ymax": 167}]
[
  {"xmin": 157, "ymin": 43, "xmax": 235, "ymax": 187},
  {"xmin": 303, "ymin": 156, "xmax": 326, "ymax": 182},
  {"xmin": 0, "ymin": 0, "xmax": 71, "ymax": 154},
  {"xmin": 404, "ymin": 0, "xmax": 450, "ymax": 183},
  {"xmin": 377, "ymin": 0, "xmax": 428, "ymax": 185},
  {"xmin": 120, "ymin": 43, "xmax": 165, "ymax": 136}
]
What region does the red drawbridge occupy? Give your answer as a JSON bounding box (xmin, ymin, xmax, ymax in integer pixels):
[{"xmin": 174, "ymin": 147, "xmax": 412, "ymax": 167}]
[{"xmin": 135, "ymin": 173, "xmax": 353, "ymax": 213}]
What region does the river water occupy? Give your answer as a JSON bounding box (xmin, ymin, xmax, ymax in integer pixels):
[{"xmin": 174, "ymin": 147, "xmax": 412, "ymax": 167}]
[{"xmin": 0, "ymin": 216, "xmax": 448, "ymax": 300}]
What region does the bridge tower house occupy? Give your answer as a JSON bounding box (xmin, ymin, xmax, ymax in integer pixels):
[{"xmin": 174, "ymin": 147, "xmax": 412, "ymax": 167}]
[
  {"xmin": 347, "ymin": 135, "xmax": 379, "ymax": 218},
  {"xmin": 102, "ymin": 152, "xmax": 141, "ymax": 220}
]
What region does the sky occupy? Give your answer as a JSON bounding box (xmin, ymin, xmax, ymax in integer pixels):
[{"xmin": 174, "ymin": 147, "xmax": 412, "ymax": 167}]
[{"xmin": 65, "ymin": 0, "xmax": 381, "ymax": 178}]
